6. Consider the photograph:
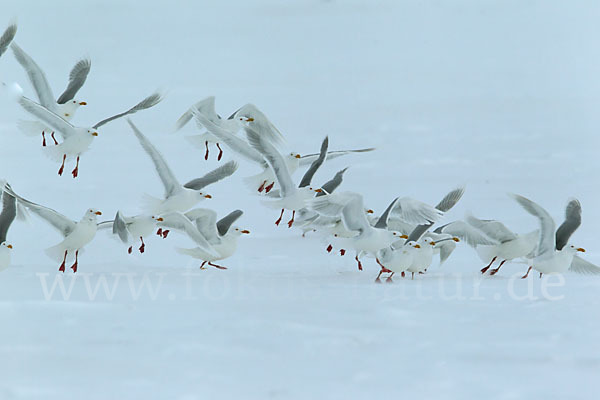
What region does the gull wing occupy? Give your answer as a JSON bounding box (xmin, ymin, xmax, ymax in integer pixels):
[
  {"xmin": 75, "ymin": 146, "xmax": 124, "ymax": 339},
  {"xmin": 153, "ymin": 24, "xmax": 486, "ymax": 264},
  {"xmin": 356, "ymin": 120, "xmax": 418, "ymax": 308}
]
[
  {"xmin": 391, "ymin": 197, "xmax": 444, "ymax": 225},
  {"xmin": 569, "ymin": 255, "xmax": 600, "ymax": 275},
  {"xmin": 299, "ymin": 148, "xmax": 376, "ymax": 165},
  {"xmin": 112, "ymin": 211, "xmax": 130, "ymax": 243},
  {"xmin": 4, "ymin": 184, "xmax": 75, "ymax": 237},
  {"xmin": 0, "ymin": 185, "xmax": 16, "ymax": 243},
  {"xmin": 174, "ymin": 96, "xmax": 217, "ymax": 131},
  {"xmin": 57, "ymin": 58, "xmax": 91, "ymax": 104},
  {"xmin": 94, "ymin": 92, "xmax": 163, "ymax": 129},
  {"xmin": 245, "ymin": 126, "xmax": 295, "ymax": 197},
  {"xmin": 128, "ymin": 119, "xmax": 181, "ymax": 198},
  {"xmin": 184, "ymin": 208, "xmax": 219, "ymax": 242},
  {"xmin": 17, "ymin": 96, "xmax": 77, "ymax": 139},
  {"xmin": 0, "ymin": 23, "xmax": 17, "ymax": 58},
  {"xmin": 183, "ymin": 161, "xmax": 238, "ymax": 191},
  {"xmin": 510, "ymin": 194, "xmax": 556, "ymax": 256},
  {"xmin": 216, "ymin": 210, "xmax": 243, "ymax": 236},
  {"xmin": 555, "ymin": 199, "xmax": 582, "ymax": 251},
  {"xmin": 318, "ymin": 167, "xmax": 348, "ymax": 197},
  {"xmin": 434, "ymin": 220, "xmax": 498, "ymax": 247},
  {"xmin": 11, "ymin": 42, "xmax": 55, "ymax": 109},
  {"xmin": 465, "ymin": 213, "xmax": 517, "ymax": 243},
  {"xmin": 158, "ymin": 212, "xmax": 218, "ymax": 257},
  {"xmin": 299, "ymin": 136, "xmax": 328, "ymax": 188}
]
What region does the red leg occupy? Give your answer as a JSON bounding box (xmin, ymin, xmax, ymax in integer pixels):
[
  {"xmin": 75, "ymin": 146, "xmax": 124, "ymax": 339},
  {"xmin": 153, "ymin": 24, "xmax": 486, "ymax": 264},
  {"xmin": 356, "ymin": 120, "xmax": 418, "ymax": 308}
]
[
  {"xmin": 200, "ymin": 261, "xmax": 207, "ymax": 269},
  {"xmin": 264, "ymin": 182, "xmax": 274, "ymax": 193},
  {"xmin": 521, "ymin": 266, "xmax": 532, "ymax": 279},
  {"xmin": 489, "ymin": 260, "xmax": 507, "ymax": 275},
  {"xmin": 401, "ymin": 271, "xmax": 405, "ymax": 278},
  {"xmin": 258, "ymin": 180, "xmax": 267, "ymax": 193},
  {"xmin": 208, "ymin": 262, "xmax": 227, "ymax": 270},
  {"xmin": 71, "ymin": 156, "xmax": 80, "ymax": 178},
  {"xmin": 128, "ymin": 246, "xmax": 133, "ymax": 254},
  {"xmin": 411, "ymin": 272, "xmax": 415, "ymax": 280},
  {"xmin": 481, "ymin": 256, "xmax": 497, "ymax": 274},
  {"xmin": 339, "ymin": 249, "xmax": 346, "ymax": 256},
  {"xmin": 42, "ymin": 131, "xmax": 47, "ymax": 147},
  {"xmin": 539, "ymin": 272, "xmax": 543, "ymax": 278},
  {"xmin": 287, "ymin": 210, "xmax": 295, "ymax": 228},
  {"xmin": 58, "ymin": 154, "xmax": 66, "ymax": 176},
  {"xmin": 216, "ymin": 143, "xmax": 223, "ymax": 161},
  {"xmin": 70, "ymin": 250, "xmax": 79, "ymax": 273},
  {"xmin": 138, "ymin": 237, "xmax": 145, "ymax": 253},
  {"xmin": 275, "ymin": 209, "xmax": 284, "ymax": 226},
  {"xmin": 204, "ymin": 141, "xmax": 209, "ymax": 160},
  {"xmin": 355, "ymin": 255, "xmax": 363, "ymax": 271},
  {"xmin": 51, "ymin": 131, "xmax": 58, "ymax": 145},
  {"xmin": 156, "ymin": 228, "xmax": 163, "ymax": 236},
  {"xmin": 386, "ymin": 272, "xmax": 395, "ymax": 283},
  {"xmin": 326, "ymin": 244, "xmax": 333, "ymax": 253},
  {"xmin": 162, "ymin": 230, "xmax": 169, "ymax": 239},
  {"xmin": 58, "ymin": 250, "xmax": 67, "ymax": 272}
]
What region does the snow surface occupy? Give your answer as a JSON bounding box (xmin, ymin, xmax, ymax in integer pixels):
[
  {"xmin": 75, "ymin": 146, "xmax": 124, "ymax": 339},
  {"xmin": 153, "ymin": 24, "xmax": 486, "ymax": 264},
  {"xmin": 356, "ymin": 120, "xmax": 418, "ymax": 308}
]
[{"xmin": 0, "ymin": 1, "xmax": 599, "ymax": 399}]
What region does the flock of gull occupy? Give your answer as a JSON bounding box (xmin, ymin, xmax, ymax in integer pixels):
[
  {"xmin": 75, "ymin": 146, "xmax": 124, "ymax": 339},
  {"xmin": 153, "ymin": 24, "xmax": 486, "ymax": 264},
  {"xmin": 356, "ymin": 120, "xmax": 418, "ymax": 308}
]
[{"xmin": 0, "ymin": 23, "xmax": 598, "ymax": 282}]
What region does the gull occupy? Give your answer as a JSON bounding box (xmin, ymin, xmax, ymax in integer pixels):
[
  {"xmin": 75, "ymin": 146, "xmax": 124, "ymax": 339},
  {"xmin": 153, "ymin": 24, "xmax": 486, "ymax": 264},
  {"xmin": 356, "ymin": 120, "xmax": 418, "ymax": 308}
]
[
  {"xmin": 511, "ymin": 194, "xmax": 598, "ymax": 278},
  {"xmin": 129, "ymin": 119, "xmax": 238, "ymax": 215},
  {"xmin": 13, "ymin": 87, "xmax": 162, "ymax": 177},
  {"xmin": 438, "ymin": 214, "xmax": 539, "ymax": 276},
  {"xmin": 375, "ymin": 241, "xmax": 419, "ymax": 282},
  {"xmin": 174, "ymin": 96, "xmax": 241, "ymax": 161},
  {"xmin": 191, "ymin": 106, "xmax": 374, "ymax": 193},
  {"xmin": 308, "ymin": 192, "xmax": 412, "ymax": 270},
  {"xmin": 0, "ymin": 23, "xmax": 17, "ymax": 59},
  {"xmin": 11, "ymin": 42, "xmax": 90, "ymax": 142},
  {"xmin": 0, "ymin": 184, "xmax": 16, "ymax": 271},
  {"xmin": 245, "ymin": 126, "xmax": 322, "ymax": 227},
  {"xmin": 178, "ymin": 208, "xmax": 250, "ymax": 269},
  {"xmin": 4, "ymin": 184, "xmax": 101, "ymax": 273},
  {"xmin": 99, "ymin": 212, "xmax": 164, "ymax": 254}
]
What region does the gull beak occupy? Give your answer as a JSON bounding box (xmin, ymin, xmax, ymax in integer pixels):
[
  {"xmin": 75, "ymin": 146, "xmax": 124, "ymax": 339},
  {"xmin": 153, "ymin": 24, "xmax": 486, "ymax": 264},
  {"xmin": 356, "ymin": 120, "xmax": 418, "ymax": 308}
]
[
  {"xmin": 245, "ymin": 117, "xmax": 254, "ymax": 122},
  {"xmin": 367, "ymin": 209, "xmax": 374, "ymax": 214},
  {"xmin": 95, "ymin": 211, "xmax": 102, "ymax": 215},
  {"xmin": 414, "ymin": 244, "xmax": 421, "ymax": 249},
  {"xmin": 430, "ymin": 241, "xmax": 436, "ymax": 246},
  {"xmin": 156, "ymin": 217, "xmax": 164, "ymax": 222},
  {"xmin": 400, "ymin": 234, "xmax": 408, "ymax": 239},
  {"xmin": 204, "ymin": 194, "xmax": 212, "ymax": 199},
  {"xmin": 241, "ymin": 230, "xmax": 250, "ymax": 234},
  {"xmin": 7, "ymin": 244, "xmax": 12, "ymax": 249},
  {"xmin": 92, "ymin": 132, "xmax": 98, "ymax": 136},
  {"xmin": 79, "ymin": 101, "xmax": 87, "ymax": 106},
  {"xmin": 577, "ymin": 247, "xmax": 586, "ymax": 252},
  {"xmin": 295, "ymin": 154, "xmax": 301, "ymax": 159},
  {"xmin": 314, "ymin": 188, "xmax": 323, "ymax": 193},
  {"xmin": 453, "ymin": 237, "xmax": 460, "ymax": 242}
]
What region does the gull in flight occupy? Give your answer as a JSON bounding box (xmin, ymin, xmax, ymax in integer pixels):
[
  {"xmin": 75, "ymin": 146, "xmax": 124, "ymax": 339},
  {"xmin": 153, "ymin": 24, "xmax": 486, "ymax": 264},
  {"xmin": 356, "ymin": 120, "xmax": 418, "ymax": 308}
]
[
  {"xmin": 511, "ymin": 194, "xmax": 598, "ymax": 278},
  {"xmin": 0, "ymin": 183, "xmax": 16, "ymax": 271},
  {"xmin": 13, "ymin": 86, "xmax": 162, "ymax": 177},
  {"xmin": 5, "ymin": 184, "xmax": 101, "ymax": 273},
  {"xmin": 128, "ymin": 119, "xmax": 238, "ymax": 215},
  {"xmin": 177, "ymin": 208, "xmax": 250, "ymax": 269},
  {"xmin": 11, "ymin": 42, "xmax": 90, "ymax": 143},
  {"xmin": 99, "ymin": 212, "xmax": 164, "ymax": 254}
]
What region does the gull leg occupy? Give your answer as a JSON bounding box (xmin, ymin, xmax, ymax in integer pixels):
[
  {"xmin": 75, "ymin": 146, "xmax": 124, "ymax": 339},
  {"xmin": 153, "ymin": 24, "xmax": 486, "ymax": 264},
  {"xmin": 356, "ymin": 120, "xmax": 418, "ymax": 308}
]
[
  {"xmin": 208, "ymin": 262, "xmax": 227, "ymax": 270},
  {"xmin": 264, "ymin": 182, "xmax": 274, "ymax": 193},
  {"xmin": 386, "ymin": 272, "xmax": 395, "ymax": 283},
  {"xmin": 287, "ymin": 210, "xmax": 295, "ymax": 228},
  {"xmin": 481, "ymin": 256, "xmax": 497, "ymax": 274},
  {"xmin": 258, "ymin": 180, "xmax": 267, "ymax": 193},
  {"xmin": 539, "ymin": 272, "xmax": 543, "ymax": 279},
  {"xmin": 401, "ymin": 271, "xmax": 405, "ymax": 278},
  {"xmin": 58, "ymin": 250, "xmax": 68, "ymax": 272},
  {"xmin": 216, "ymin": 143, "xmax": 223, "ymax": 161},
  {"xmin": 200, "ymin": 261, "xmax": 207, "ymax": 270},
  {"xmin": 58, "ymin": 154, "xmax": 67, "ymax": 176},
  {"xmin": 71, "ymin": 156, "xmax": 80, "ymax": 178},
  {"xmin": 489, "ymin": 260, "xmax": 507, "ymax": 275},
  {"xmin": 411, "ymin": 272, "xmax": 415, "ymax": 280},
  {"xmin": 275, "ymin": 209, "xmax": 284, "ymax": 226},
  {"xmin": 326, "ymin": 244, "xmax": 333, "ymax": 253},
  {"xmin": 521, "ymin": 266, "xmax": 532, "ymax": 279},
  {"xmin": 128, "ymin": 246, "xmax": 133, "ymax": 254},
  {"xmin": 339, "ymin": 249, "xmax": 346, "ymax": 256},
  {"xmin": 51, "ymin": 131, "xmax": 58, "ymax": 145},
  {"xmin": 355, "ymin": 255, "xmax": 363, "ymax": 271},
  {"xmin": 138, "ymin": 237, "xmax": 145, "ymax": 253},
  {"xmin": 204, "ymin": 141, "xmax": 209, "ymax": 160},
  {"xmin": 42, "ymin": 131, "xmax": 47, "ymax": 147},
  {"xmin": 70, "ymin": 250, "xmax": 79, "ymax": 273},
  {"xmin": 156, "ymin": 228, "xmax": 163, "ymax": 236},
  {"xmin": 162, "ymin": 230, "xmax": 169, "ymax": 239}
]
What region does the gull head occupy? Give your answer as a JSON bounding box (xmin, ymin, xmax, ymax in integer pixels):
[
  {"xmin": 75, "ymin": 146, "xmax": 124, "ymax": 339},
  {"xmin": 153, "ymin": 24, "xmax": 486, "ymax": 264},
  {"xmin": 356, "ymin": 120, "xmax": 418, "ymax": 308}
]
[
  {"xmin": 0, "ymin": 242, "xmax": 12, "ymax": 251},
  {"xmin": 232, "ymin": 227, "xmax": 251, "ymax": 237},
  {"xmin": 151, "ymin": 216, "xmax": 164, "ymax": 222},
  {"xmin": 421, "ymin": 237, "xmax": 435, "ymax": 246},
  {"xmin": 197, "ymin": 192, "xmax": 212, "ymax": 200},
  {"xmin": 83, "ymin": 208, "xmax": 102, "ymax": 221},
  {"xmin": 566, "ymin": 245, "xmax": 586, "ymax": 253},
  {"xmin": 61, "ymin": 99, "xmax": 87, "ymax": 117},
  {"xmin": 288, "ymin": 152, "xmax": 301, "ymax": 160},
  {"xmin": 86, "ymin": 128, "xmax": 98, "ymax": 137}
]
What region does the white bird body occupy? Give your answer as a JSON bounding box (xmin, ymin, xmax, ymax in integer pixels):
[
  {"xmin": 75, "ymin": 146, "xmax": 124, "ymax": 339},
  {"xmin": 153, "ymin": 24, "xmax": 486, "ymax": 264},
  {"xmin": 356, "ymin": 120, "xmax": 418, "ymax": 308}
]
[
  {"xmin": 407, "ymin": 238, "xmax": 435, "ymax": 273},
  {"xmin": 377, "ymin": 243, "xmax": 416, "ymax": 274},
  {"xmin": 475, "ymin": 230, "xmax": 539, "ymax": 265},
  {"xmin": 0, "ymin": 243, "xmax": 12, "ymax": 271},
  {"xmin": 144, "ymin": 189, "xmax": 208, "ymax": 215},
  {"xmin": 178, "ymin": 232, "xmax": 241, "ymax": 263},
  {"xmin": 46, "ymin": 214, "xmax": 98, "ymax": 261}
]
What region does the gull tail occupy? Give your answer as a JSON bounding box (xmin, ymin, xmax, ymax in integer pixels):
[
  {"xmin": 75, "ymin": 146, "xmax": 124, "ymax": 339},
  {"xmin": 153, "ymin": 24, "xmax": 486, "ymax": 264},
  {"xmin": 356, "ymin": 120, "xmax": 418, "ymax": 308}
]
[
  {"xmin": 141, "ymin": 193, "xmax": 163, "ymax": 214},
  {"xmin": 17, "ymin": 119, "xmax": 47, "ymax": 137},
  {"xmin": 176, "ymin": 246, "xmax": 215, "ymax": 261}
]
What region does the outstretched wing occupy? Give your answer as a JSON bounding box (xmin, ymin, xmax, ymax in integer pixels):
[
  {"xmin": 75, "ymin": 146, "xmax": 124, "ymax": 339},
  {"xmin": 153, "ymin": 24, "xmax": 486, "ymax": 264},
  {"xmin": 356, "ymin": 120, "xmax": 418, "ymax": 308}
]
[
  {"xmin": 0, "ymin": 185, "xmax": 16, "ymax": 243},
  {"xmin": 184, "ymin": 208, "xmax": 219, "ymax": 242},
  {"xmin": 465, "ymin": 213, "xmax": 517, "ymax": 243},
  {"xmin": 17, "ymin": 95, "xmax": 77, "ymax": 139},
  {"xmin": 94, "ymin": 92, "xmax": 163, "ymax": 129},
  {"xmin": 216, "ymin": 210, "xmax": 243, "ymax": 236},
  {"xmin": 434, "ymin": 220, "xmax": 498, "ymax": 247},
  {"xmin": 555, "ymin": 199, "xmax": 582, "ymax": 251},
  {"xmin": 112, "ymin": 211, "xmax": 130, "ymax": 243},
  {"xmin": 11, "ymin": 42, "xmax": 56, "ymax": 109},
  {"xmin": 183, "ymin": 161, "xmax": 238, "ymax": 191},
  {"xmin": 0, "ymin": 23, "xmax": 17, "ymax": 58},
  {"xmin": 299, "ymin": 148, "xmax": 376, "ymax": 165},
  {"xmin": 299, "ymin": 136, "xmax": 328, "ymax": 188},
  {"xmin": 569, "ymin": 255, "xmax": 600, "ymax": 275},
  {"xmin": 510, "ymin": 194, "xmax": 556, "ymax": 256},
  {"xmin": 318, "ymin": 167, "xmax": 348, "ymax": 197},
  {"xmin": 57, "ymin": 58, "xmax": 91, "ymax": 104},
  {"xmin": 158, "ymin": 212, "xmax": 218, "ymax": 257},
  {"xmin": 174, "ymin": 97, "xmax": 217, "ymax": 131},
  {"xmin": 391, "ymin": 197, "xmax": 444, "ymax": 225},
  {"xmin": 128, "ymin": 119, "xmax": 181, "ymax": 198},
  {"xmin": 4, "ymin": 184, "xmax": 75, "ymax": 237}
]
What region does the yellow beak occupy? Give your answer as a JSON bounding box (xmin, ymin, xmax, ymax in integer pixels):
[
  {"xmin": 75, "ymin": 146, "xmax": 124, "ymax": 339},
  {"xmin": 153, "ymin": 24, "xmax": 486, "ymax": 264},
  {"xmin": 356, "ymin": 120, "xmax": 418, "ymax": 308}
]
[
  {"xmin": 92, "ymin": 132, "xmax": 98, "ymax": 136},
  {"xmin": 156, "ymin": 217, "xmax": 164, "ymax": 222},
  {"xmin": 204, "ymin": 194, "xmax": 212, "ymax": 199},
  {"xmin": 7, "ymin": 244, "xmax": 12, "ymax": 249},
  {"xmin": 241, "ymin": 230, "xmax": 250, "ymax": 234},
  {"xmin": 95, "ymin": 211, "xmax": 102, "ymax": 215},
  {"xmin": 577, "ymin": 247, "xmax": 586, "ymax": 252},
  {"xmin": 79, "ymin": 101, "xmax": 87, "ymax": 106}
]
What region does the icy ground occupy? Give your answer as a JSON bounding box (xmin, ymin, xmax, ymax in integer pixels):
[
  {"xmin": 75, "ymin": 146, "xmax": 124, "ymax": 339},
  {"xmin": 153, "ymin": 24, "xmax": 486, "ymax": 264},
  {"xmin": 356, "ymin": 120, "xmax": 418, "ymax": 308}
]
[{"xmin": 0, "ymin": 1, "xmax": 599, "ymax": 399}]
